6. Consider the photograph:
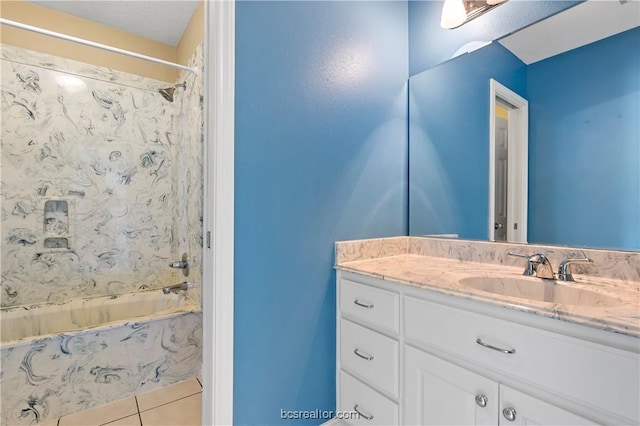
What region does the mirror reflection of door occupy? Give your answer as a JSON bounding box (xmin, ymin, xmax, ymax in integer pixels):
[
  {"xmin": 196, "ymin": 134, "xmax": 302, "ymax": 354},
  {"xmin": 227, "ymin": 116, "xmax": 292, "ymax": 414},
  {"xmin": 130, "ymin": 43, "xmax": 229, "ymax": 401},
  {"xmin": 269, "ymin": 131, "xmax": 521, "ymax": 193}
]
[
  {"xmin": 488, "ymin": 79, "xmax": 528, "ymax": 243},
  {"xmin": 494, "ymin": 102, "xmax": 509, "ymax": 241}
]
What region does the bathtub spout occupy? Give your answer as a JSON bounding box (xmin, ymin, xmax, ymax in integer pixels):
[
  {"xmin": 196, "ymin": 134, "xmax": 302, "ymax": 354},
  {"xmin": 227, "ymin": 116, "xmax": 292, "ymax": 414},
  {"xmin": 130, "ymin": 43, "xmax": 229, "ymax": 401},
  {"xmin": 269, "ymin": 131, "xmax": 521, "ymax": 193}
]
[{"xmin": 162, "ymin": 282, "xmax": 191, "ymax": 294}]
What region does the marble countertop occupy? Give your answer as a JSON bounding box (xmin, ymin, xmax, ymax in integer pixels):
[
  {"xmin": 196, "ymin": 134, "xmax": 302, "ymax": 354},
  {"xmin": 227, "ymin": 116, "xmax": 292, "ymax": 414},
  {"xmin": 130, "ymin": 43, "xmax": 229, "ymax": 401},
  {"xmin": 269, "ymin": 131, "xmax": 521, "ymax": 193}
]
[{"xmin": 336, "ymin": 253, "xmax": 640, "ymax": 338}]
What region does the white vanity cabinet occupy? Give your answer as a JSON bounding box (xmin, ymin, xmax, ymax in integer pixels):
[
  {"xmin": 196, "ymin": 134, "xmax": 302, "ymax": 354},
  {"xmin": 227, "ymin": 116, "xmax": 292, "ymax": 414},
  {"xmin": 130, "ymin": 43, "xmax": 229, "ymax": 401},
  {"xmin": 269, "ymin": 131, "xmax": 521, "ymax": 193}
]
[
  {"xmin": 404, "ymin": 346, "xmax": 499, "ymax": 425},
  {"xmin": 336, "ymin": 270, "xmax": 640, "ymax": 425},
  {"xmin": 404, "ymin": 347, "xmax": 594, "ymax": 425},
  {"xmin": 337, "ymin": 278, "xmax": 400, "ymax": 425}
]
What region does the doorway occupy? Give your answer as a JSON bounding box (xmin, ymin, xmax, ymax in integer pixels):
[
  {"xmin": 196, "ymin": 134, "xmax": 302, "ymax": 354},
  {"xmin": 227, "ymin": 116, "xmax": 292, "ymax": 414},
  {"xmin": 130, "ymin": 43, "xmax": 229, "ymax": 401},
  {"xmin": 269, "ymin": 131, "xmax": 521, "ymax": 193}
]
[{"xmin": 488, "ymin": 79, "xmax": 528, "ymax": 243}]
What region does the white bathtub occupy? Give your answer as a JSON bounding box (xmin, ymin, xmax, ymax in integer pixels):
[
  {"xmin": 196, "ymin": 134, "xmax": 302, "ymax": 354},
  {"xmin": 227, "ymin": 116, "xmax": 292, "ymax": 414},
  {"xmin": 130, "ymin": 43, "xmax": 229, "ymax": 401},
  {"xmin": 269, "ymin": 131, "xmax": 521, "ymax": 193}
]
[
  {"xmin": 1, "ymin": 290, "xmax": 198, "ymax": 344},
  {"xmin": 0, "ymin": 290, "xmax": 202, "ymax": 425}
]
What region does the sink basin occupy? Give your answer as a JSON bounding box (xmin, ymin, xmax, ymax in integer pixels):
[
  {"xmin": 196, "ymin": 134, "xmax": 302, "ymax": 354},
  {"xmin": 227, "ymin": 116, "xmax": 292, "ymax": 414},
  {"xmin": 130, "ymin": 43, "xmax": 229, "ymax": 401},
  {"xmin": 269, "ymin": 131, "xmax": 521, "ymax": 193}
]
[{"xmin": 459, "ymin": 276, "xmax": 621, "ymax": 307}]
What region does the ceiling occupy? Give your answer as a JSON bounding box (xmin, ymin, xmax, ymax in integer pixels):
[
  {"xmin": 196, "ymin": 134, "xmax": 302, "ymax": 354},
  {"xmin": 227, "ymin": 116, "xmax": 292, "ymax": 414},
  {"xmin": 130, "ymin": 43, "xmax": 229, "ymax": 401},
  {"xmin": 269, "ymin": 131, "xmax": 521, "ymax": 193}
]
[
  {"xmin": 499, "ymin": 0, "xmax": 640, "ymax": 65},
  {"xmin": 28, "ymin": 1, "xmax": 200, "ymax": 47}
]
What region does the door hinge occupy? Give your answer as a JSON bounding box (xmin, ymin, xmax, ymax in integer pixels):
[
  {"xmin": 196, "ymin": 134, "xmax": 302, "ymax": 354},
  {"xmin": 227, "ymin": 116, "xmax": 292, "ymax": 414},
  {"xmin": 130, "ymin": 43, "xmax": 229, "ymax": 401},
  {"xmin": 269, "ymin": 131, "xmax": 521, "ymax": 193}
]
[
  {"xmin": 206, "ymin": 231, "xmax": 211, "ymax": 249},
  {"xmin": 514, "ymin": 223, "xmax": 518, "ymax": 230}
]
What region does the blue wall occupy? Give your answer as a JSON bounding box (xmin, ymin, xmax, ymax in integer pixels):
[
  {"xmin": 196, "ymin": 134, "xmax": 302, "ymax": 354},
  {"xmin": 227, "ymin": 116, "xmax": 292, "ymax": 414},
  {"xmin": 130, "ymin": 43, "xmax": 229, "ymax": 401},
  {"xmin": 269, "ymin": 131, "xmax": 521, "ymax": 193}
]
[
  {"xmin": 527, "ymin": 27, "xmax": 640, "ymax": 250},
  {"xmin": 408, "ymin": 0, "xmax": 580, "ymax": 76},
  {"xmin": 234, "ymin": 1, "xmax": 408, "ymax": 424},
  {"xmin": 409, "ymin": 43, "xmax": 526, "ymax": 238}
]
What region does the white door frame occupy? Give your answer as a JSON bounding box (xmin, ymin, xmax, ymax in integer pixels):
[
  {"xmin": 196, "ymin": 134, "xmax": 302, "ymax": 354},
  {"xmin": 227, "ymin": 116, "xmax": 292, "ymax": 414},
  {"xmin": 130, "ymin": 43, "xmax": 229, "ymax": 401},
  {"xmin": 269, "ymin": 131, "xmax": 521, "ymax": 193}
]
[
  {"xmin": 488, "ymin": 78, "xmax": 528, "ymax": 243},
  {"xmin": 203, "ymin": 1, "xmax": 235, "ymax": 424}
]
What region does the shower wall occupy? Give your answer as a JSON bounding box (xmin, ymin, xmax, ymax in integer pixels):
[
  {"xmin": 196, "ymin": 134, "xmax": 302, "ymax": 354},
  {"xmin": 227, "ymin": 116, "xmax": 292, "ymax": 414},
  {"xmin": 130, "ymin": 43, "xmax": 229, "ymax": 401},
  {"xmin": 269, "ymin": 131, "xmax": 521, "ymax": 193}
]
[
  {"xmin": 173, "ymin": 43, "xmax": 204, "ymax": 306},
  {"xmin": 0, "ymin": 45, "xmax": 201, "ymax": 308}
]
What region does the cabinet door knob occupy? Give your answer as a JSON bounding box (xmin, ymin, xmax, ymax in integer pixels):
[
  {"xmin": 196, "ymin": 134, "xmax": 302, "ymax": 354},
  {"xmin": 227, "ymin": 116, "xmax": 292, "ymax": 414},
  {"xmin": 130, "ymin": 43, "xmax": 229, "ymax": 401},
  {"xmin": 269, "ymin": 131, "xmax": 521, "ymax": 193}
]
[
  {"xmin": 353, "ymin": 404, "xmax": 374, "ymax": 421},
  {"xmin": 475, "ymin": 394, "xmax": 488, "ymax": 408},
  {"xmin": 503, "ymin": 407, "xmax": 517, "ymax": 422}
]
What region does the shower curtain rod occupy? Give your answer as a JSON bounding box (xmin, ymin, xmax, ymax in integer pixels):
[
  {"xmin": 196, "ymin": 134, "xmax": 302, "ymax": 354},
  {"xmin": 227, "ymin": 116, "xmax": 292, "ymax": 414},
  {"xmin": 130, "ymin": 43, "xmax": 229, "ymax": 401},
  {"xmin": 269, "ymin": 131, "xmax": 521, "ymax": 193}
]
[{"xmin": 0, "ymin": 18, "xmax": 200, "ymax": 75}]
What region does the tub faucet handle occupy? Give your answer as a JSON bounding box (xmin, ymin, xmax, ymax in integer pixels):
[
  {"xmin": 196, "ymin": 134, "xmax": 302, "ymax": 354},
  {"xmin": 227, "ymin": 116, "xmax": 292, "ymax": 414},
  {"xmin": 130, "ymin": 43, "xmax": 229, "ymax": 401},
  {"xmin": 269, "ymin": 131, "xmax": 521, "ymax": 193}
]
[{"xmin": 169, "ymin": 253, "xmax": 190, "ymax": 277}]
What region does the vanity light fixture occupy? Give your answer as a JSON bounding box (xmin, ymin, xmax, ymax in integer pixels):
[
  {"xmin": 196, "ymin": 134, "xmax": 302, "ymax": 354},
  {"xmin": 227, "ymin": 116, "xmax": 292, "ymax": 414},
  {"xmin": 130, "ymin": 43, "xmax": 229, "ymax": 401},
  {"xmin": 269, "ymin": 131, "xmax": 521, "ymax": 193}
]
[{"xmin": 441, "ymin": 0, "xmax": 508, "ymax": 29}]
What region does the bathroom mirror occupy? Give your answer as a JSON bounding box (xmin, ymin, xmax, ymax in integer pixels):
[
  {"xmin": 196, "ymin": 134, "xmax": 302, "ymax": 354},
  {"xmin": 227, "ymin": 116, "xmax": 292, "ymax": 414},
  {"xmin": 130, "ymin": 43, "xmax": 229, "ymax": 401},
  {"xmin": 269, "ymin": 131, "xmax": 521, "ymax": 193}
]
[{"xmin": 408, "ymin": 0, "xmax": 640, "ymax": 251}]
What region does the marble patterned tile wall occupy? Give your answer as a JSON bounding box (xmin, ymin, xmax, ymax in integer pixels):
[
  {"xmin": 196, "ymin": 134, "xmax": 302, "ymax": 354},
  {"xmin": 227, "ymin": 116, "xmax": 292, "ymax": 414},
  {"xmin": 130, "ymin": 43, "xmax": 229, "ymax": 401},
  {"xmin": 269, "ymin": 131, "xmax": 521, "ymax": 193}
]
[
  {"xmin": 172, "ymin": 44, "xmax": 204, "ymax": 307},
  {"xmin": 0, "ymin": 45, "xmax": 194, "ymax": 308},
  {"xmin": 0, "ymin": 311, "xmax": 202, "ymax": 425}
]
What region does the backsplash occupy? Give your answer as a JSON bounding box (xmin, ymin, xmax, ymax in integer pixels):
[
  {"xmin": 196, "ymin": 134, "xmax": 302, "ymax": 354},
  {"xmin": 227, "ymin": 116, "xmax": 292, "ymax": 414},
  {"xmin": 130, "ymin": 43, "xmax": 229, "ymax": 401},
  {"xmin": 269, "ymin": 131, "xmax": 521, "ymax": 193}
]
[
  {"xmin": 0, "ymin": 45, "xmax": 202, "ymax": 308},
  {"xmin": 336, "ymin": 237, "xmax": 640, "ymax": 282}
]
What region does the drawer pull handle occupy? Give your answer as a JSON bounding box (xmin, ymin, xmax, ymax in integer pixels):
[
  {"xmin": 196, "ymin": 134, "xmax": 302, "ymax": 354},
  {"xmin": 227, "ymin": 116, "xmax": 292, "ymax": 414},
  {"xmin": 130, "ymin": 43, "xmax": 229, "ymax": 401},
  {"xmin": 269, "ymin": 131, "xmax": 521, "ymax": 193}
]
[
  {"xmin": 353, "ymin": 348, "xmax": 374, "ymax": 361},
  {"xmin": 476, "ymin": 338, "xmax": 516, "ymax": 354},
  {"xmin": 354, "ymin": 404, "xmax": 374, "ymax": 421},
  {"xmin": 503, "ymin": 407, "xmax": 517, "ymax": 421},
  {"xmin": 475, "ymin": 394, "xmax": 488, "ymax": 408},
  {"xmin": 353, "ymin": 299, "xmax": 374, "ymax": 309}
]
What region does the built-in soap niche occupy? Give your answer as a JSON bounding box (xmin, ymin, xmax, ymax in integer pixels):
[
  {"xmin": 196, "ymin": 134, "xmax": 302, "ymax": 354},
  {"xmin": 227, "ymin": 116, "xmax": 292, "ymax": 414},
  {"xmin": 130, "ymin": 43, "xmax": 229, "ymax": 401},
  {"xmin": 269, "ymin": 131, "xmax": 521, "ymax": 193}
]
[{"xmin": 38, "ymin": 198, "xmax": 75, "ymax": 252}]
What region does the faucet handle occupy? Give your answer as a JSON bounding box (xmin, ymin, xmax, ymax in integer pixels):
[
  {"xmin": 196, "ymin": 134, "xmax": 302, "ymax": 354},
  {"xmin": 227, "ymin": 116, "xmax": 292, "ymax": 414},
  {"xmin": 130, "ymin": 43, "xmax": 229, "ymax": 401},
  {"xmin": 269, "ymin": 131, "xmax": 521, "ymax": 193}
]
[
  {"xmin": 169, "ymin": 253, "xmax": 190, "ymax": 277},
  {"xmin": 507, "ymin": 251, "xmax": 547, "ymax": 263},
  {"xmin": 557, "ymin": 257, "xmax": 593, "ymax": 281},
  {"xmin": 507, "ymin": 251, "xmax": 531, "ymax": 259},
  {"xmin": 507, "ymin": 251, "xmax": 537, "ymax": 276},
  {"xmin": 507, "ymin": 252, "xmax": 554, "ymax": 279}
]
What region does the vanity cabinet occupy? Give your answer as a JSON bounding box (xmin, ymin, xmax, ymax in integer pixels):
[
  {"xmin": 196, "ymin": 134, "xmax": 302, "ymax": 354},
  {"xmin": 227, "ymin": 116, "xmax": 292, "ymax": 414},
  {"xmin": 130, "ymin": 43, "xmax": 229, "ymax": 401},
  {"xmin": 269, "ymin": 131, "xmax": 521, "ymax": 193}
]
[
  {"xmin": 404, "ymin": 347, "xmax": 593, "ymax": 425},
  {"xmin": 404, "ymin": 346, "xmax": 498, "ymax": 425},
  {"xmin": 336, "ymin": 270, "xmax": 640, "ymax": 425},
  {"xmin": 337, "ymin": 278, "xmax": 400, "ymax": 425}
]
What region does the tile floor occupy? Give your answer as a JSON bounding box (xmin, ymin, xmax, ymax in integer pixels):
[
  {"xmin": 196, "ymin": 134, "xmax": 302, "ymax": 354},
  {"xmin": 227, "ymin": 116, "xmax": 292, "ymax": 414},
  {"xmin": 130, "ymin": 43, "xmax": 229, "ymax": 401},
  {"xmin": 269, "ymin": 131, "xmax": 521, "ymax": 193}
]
[{"xmin": 40, "ymin": 377, "xmax": 202, "ymax": 426}]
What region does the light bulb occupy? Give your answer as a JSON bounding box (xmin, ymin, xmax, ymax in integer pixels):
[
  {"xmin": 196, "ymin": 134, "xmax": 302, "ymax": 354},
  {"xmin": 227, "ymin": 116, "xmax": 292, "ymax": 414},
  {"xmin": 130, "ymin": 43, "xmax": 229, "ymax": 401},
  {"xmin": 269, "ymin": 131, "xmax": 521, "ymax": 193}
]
[{"xmin": 441, "ymin": 0, "xmax": 467, "ymax": 29}]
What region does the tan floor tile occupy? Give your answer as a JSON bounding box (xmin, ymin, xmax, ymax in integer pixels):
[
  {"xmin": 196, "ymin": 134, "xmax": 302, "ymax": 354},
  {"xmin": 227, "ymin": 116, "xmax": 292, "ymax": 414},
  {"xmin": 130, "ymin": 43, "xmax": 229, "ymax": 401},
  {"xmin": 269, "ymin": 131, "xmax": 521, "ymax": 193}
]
[
  {"xmin": 139, "ymin": 394, "xmax": 202, "ymax": 426},
  {"xmin": 137, "ymin": 378, "xmax": 202, "ymax": 412},
  {"xmin": 38, "ymin": 419, "xmax": 59, "ymax": 426},
  {"xmin": 102, "ymin": 414, "xmax": 141, "ymax": 426},
  {"xmin": 59, "ymin": 397, "xmax": 138, "ymax": 426}
]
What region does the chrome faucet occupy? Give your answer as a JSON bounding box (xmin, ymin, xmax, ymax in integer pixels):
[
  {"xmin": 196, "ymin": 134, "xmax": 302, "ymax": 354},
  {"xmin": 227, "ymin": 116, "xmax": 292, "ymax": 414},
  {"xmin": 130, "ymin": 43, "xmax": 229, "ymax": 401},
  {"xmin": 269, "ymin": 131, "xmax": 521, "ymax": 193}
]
[
  {"xmin": 557, "ymin": 257, "xmax": 593, "ymax": 281},
  {"xmin": 162, "ymin": 281, "xmax": 190, "ymax": 294},
  {"xmin": 508, "ymin": 252, "xmax": 555, "ymax": 279}
]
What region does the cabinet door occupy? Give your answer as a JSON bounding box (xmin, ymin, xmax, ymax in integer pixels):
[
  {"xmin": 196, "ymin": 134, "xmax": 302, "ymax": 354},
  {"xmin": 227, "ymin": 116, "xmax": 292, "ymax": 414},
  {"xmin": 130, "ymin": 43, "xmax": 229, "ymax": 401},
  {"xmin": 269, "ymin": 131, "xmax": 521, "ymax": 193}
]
[
  {"xmin": 499, "ymin": 385, "xmax": 597, "ymax": 425},
  {"xmin": 405, "ymin": 346, "xmax": 498, "ymax": 425}
]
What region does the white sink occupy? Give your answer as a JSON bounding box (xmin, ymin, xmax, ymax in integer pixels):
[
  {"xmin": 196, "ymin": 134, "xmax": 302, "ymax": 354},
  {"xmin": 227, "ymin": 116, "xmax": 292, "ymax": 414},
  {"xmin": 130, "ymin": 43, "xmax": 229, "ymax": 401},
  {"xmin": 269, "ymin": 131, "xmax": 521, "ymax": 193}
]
[{"xmin": 459, "ymin": 276, "xmax": 621, "ymax": 307}]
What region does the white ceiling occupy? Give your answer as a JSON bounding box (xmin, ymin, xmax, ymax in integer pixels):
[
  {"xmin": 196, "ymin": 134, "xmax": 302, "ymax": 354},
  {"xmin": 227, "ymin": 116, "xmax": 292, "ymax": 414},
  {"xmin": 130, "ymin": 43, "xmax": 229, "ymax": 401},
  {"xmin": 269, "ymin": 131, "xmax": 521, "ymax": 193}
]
[
  {"xmin": 499, "ymin": 0, "xmax": 640, "ymax": 65},
  {"xmin": 28, "ymin": 1, "xmax": 200, "ymax": 47}
]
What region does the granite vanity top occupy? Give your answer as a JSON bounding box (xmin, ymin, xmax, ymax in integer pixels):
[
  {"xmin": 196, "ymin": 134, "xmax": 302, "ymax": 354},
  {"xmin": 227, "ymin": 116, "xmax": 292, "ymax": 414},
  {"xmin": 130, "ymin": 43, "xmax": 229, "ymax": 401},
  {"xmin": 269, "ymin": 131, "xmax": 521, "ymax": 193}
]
[{"xmin": 335, "ymin": 237, "xmax": 640, "ymax": 338}]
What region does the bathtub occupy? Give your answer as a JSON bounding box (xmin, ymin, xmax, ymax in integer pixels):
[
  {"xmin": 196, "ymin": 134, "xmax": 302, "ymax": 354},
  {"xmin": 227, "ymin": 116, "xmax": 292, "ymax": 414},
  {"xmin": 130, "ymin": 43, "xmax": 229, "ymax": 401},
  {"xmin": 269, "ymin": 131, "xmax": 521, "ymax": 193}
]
[{"xmin": 0, "ymin": 291, "xmax": 202, "ymax": 425}]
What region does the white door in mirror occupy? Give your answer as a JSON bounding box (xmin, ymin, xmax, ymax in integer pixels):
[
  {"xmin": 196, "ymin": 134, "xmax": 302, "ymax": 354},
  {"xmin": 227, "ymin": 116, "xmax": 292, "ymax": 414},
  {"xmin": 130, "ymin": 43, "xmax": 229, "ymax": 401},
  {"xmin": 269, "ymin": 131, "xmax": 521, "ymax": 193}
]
[{"xmin": 488, "ymin": 79, "xmax": 529, "ymax": 244}]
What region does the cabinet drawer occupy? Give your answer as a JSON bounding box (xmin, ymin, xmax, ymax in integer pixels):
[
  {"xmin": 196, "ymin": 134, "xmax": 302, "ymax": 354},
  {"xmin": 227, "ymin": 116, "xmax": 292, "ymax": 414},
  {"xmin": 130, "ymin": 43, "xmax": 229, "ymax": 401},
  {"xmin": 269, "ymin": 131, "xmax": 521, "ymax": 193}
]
[
  {"xmin": 404, "ymin": 296, "xmax": 640, "ymax": 423},
  {"xmin": 340, "ymin": 279, "xmax": 399, "ymax": 333},
  {"xmin": 340, "ymin": 319, "xmax": 398, "ymax": 398},
  {"xmin": 339, "ymin": 371, "xmax": 399, "ymax": 426}
]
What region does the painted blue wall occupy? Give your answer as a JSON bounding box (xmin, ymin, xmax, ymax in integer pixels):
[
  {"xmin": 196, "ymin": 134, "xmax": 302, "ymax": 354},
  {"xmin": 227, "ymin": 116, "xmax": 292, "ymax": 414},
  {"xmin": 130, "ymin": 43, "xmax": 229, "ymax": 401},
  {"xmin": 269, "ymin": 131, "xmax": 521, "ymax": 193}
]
[
  {"xmin": 527, "ymin": 27, "xmax": 640, "ymax": 250},
  {"xmin": 409, "ymin": 43, "xmax": 526, "ymax": 238},
  {"xmin": 408, "ymin": 0, "xmax": 580, "ymax": 76},
  {"xmin": 234, "ymin": 1, "xmax": 408, "ymax": 424}
]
